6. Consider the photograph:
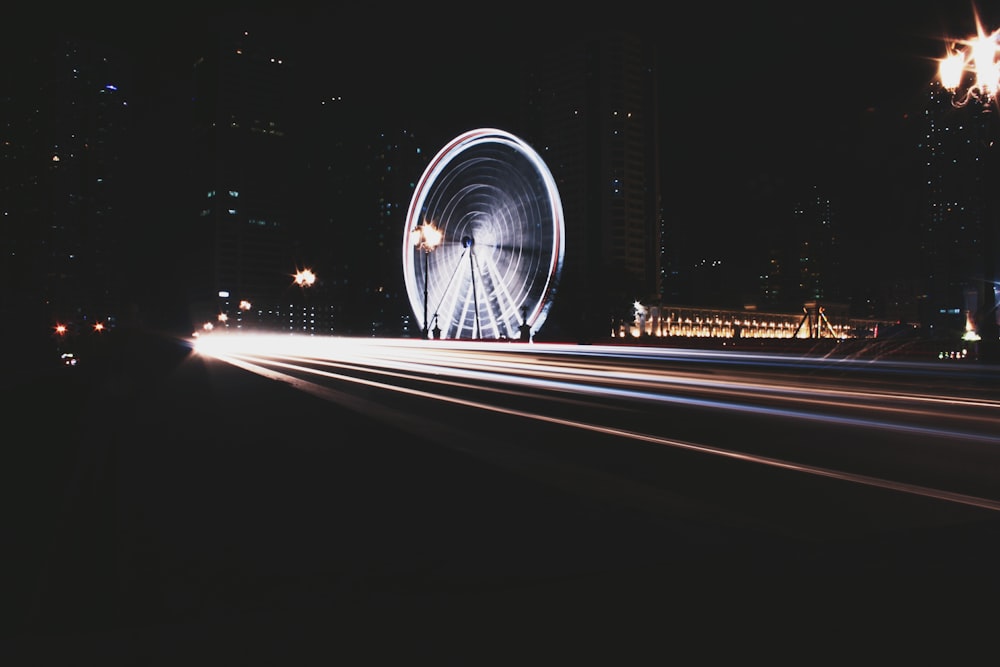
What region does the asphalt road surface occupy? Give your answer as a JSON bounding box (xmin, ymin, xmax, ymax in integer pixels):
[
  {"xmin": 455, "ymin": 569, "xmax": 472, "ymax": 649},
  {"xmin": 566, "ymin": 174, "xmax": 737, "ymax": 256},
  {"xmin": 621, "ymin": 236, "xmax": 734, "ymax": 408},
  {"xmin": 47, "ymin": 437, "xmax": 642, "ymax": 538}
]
[{"xmin": 4, "ymin": 329, "xmax": 1000, "ymax": 663}]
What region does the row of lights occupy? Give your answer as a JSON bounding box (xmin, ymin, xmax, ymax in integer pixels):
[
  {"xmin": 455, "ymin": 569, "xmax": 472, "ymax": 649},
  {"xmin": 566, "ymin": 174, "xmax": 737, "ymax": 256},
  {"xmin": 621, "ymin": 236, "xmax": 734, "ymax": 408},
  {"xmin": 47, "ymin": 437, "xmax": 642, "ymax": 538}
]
[
  {"xmin": 196, "ymin": 268, "xmax": 318, "ymax": 335},
  {"xmin": 54, "ymin": 321, "xmax": 107, "ymax": 335}
]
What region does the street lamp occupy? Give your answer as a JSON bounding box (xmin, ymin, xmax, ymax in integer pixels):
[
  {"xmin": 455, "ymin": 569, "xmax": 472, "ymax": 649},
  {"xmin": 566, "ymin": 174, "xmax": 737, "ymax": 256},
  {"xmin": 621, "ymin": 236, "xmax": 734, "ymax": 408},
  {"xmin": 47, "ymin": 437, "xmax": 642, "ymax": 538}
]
[
  {"xmin": 293, "ymin": 268, "xmax": 316, "ymax": 287},
  {"xmin": 938, "ymin": 8, "xmax": 1000, "ymax": 362},
  {"xmin": 412, "ymin": 220, "xmax": 442, "ymax": 338}
]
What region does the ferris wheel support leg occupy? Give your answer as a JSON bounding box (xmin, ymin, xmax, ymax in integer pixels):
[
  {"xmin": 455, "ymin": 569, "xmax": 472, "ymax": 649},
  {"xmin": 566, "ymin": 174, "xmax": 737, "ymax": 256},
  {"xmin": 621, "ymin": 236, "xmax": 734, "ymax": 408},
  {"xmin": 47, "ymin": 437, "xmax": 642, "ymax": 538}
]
[{"xmin": 468, "ymin": 243, "xmax": 480, "ymax": 340}]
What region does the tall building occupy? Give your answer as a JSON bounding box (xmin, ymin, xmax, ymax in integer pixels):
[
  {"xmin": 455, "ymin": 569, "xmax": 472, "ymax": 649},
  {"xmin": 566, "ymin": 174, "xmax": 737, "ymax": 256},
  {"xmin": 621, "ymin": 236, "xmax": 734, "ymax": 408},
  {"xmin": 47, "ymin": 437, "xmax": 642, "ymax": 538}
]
[
  {"xmin": 319, "ymin": 127, "xmax": 432, "ymax": 337},
  {"xmin": 184, "ymin": 13, "xmax": 438, "ymax": 337},
  {"xmin": 757, "ymin": 184, "xmax": 843, "ymax": 311},
  {"xmin": 522, "ymin": 31, "xmax": 662, "ymax": 341},
  {"xmin": 367, "ymin": 130, "xmax": 434, "ymax": 337},
  {"xmin": 922, "ymin": 80, "xmax": 999, "ymax": 341},
  {"xmin": 189, "ymin": 15, "xmax": 319, "ymax": 333},
  {"xmin": 2, "ymin": 37, "xmax": 133, "ymax": 352}
]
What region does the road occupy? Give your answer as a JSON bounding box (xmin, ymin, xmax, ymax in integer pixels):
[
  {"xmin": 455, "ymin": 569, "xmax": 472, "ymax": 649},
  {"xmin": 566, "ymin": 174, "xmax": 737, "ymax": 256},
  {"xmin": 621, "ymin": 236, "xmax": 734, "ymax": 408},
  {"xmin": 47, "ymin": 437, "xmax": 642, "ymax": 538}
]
[
  {"xmin": 5, "ymin": 329, "xmax": 1000, "ymax": 662},
  {"xmin": 194, "ymin": 333, "xmax": 1000, "ymax": 537}
]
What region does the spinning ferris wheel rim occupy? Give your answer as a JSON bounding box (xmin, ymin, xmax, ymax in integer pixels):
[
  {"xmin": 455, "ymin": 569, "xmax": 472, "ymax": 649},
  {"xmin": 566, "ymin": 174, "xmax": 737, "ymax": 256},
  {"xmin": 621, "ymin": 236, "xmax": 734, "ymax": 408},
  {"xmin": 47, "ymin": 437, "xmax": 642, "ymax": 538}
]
[{"xmin": 402, "ymin": 128, "xmax": 565, "ymax": 340}]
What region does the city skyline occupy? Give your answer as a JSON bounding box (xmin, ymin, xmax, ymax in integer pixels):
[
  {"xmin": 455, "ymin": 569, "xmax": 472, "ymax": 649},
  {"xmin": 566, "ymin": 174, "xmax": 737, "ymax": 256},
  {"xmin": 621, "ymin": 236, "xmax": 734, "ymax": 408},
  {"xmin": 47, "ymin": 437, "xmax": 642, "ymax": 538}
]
[
  {"xmin": 6, "ymin": 2, "xmax": 1000, "ymax": 341},
  {"xmin": 8, "ymin": 6, "xmax": 1000, "ymax": 654}
]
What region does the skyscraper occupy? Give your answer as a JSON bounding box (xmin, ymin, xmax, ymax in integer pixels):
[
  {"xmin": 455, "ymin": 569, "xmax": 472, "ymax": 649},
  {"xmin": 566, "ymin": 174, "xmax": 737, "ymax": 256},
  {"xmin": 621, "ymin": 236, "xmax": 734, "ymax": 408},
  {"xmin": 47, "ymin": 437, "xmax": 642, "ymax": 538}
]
[
  {"xmin": 522, "ymin": 31, "xmax": 662, "ymax": 341},
  {"xmin": 2, "ymin": 37, "xmax": 133, "ymax": 346},
  {"xmin": 922, "ymin": 80, "xmax": 998, "ymax": 342},
  {"xmin": 189, "ymin": 14, "xmax": 312, "ymax": 332}
]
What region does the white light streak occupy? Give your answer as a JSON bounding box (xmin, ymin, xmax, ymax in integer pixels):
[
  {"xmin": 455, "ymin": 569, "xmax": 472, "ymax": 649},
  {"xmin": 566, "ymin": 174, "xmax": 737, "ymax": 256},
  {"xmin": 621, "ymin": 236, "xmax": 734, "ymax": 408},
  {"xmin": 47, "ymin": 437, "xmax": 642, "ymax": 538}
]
[{"xmin": 194, "ymin": 332, "xmax": 1000, "ymax": 513}]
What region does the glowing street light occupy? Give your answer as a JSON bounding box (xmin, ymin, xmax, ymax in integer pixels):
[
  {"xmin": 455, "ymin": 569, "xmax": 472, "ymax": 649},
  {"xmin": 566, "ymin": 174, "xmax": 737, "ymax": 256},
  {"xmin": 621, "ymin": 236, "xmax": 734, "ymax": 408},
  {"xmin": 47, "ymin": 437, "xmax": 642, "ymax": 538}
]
[
  {"xmin": 938, "ymin": 6, "xmax": 1000, "ymax": 362},
  {"xmin": 412, "ymin": 220, "xmax": 442, "ymax": 338},
  {"xmin": 938, "ymin": 9, "xmax": 1000, "ymax": 106},
  {"xmin": 293, "ymin": 268, "xmax": 316, "ymax": 287}
]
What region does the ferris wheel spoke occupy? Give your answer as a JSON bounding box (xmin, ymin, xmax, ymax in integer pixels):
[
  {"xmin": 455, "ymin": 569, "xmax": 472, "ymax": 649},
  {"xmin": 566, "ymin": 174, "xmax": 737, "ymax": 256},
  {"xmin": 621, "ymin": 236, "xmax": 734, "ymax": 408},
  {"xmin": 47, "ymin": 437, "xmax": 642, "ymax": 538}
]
[
  {"xmin": 472, "ymin": 257, "xmax": 509, "ymax": 339},
  {"xmin": 431, "ymin": 249, "xmax": 471, "ymax": 322},
  {"xmin": 457, "ymin": 281, "xmax": 481, "ymax": 339},
  {"xmin": 477, "ymin": 252, "xmax": 522, "ymax": 328},
  {"xmin": 481, "ymin": 243, "xmax": 549, "ymax": 292}
]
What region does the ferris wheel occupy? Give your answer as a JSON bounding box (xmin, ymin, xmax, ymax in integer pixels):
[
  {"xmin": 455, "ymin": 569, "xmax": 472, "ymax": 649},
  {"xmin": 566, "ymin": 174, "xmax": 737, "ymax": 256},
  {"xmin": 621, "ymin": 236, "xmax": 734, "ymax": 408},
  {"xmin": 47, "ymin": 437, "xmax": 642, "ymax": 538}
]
[{"xmin": 403, "ymin": 128, "xmax": 565, "ymax": 340}]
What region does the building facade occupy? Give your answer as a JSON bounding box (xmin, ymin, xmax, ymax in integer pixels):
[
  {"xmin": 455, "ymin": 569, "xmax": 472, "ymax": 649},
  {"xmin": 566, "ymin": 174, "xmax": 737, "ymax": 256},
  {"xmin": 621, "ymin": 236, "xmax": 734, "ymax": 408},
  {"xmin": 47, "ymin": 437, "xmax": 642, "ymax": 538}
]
[
  {"xmin": 189, "ymin": 15, "xmax": 322, "ymax": 333},
  {"xmin": 922, "ymin": 80, "xmax": 1000, "ymax": 344},
  {"xmin": 2, "ymin": 37, "xmax": 134, "ymax": 354},
  {"xmin": 522, "ymin": 31, "xmax": 662, "ymax": 342}
]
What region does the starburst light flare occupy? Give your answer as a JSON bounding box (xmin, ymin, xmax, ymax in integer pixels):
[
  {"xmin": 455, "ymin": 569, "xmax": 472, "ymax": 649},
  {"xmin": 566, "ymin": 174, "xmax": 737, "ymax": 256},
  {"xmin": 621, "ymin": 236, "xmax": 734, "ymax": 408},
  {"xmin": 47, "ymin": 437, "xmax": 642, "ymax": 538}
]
[{"xmin": 938, "ymin": 5, "xmax": 1000, "ymax": 107}]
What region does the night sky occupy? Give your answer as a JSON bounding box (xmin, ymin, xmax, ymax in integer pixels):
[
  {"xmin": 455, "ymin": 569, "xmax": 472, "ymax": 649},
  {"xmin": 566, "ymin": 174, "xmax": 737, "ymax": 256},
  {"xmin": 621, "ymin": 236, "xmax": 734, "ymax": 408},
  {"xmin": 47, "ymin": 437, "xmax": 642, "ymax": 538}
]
[
  {"xmin": 10, "ymin": 2, "xmax": 982, "ymax": 141},
  {"xmin": 7, "ymin": 1, "xmax": 1000, "ymax": 296}
]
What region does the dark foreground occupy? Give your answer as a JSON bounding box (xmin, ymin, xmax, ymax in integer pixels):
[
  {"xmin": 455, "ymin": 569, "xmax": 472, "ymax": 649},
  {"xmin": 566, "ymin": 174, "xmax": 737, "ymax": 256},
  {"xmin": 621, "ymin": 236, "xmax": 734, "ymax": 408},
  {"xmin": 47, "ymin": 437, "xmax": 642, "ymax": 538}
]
[{"xmin": 3, "ymin": 329, "xmax": 1000, "ymax": 663}]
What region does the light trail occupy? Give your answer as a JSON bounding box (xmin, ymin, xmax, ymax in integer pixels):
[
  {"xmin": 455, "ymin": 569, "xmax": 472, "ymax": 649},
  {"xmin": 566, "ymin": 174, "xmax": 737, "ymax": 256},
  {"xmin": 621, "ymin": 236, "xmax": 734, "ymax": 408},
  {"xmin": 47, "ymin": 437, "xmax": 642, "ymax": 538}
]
[
  {"xmin": 274, "ymin": 348, "xmax": 994, "ymax": 442},
  {"xmin": 194, "ymin": 334, "xmax": 1000, "ymax": 437},
  {"xmin": 193, "ymin": 333, "xmax": 1000, "ymax": 512}
]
